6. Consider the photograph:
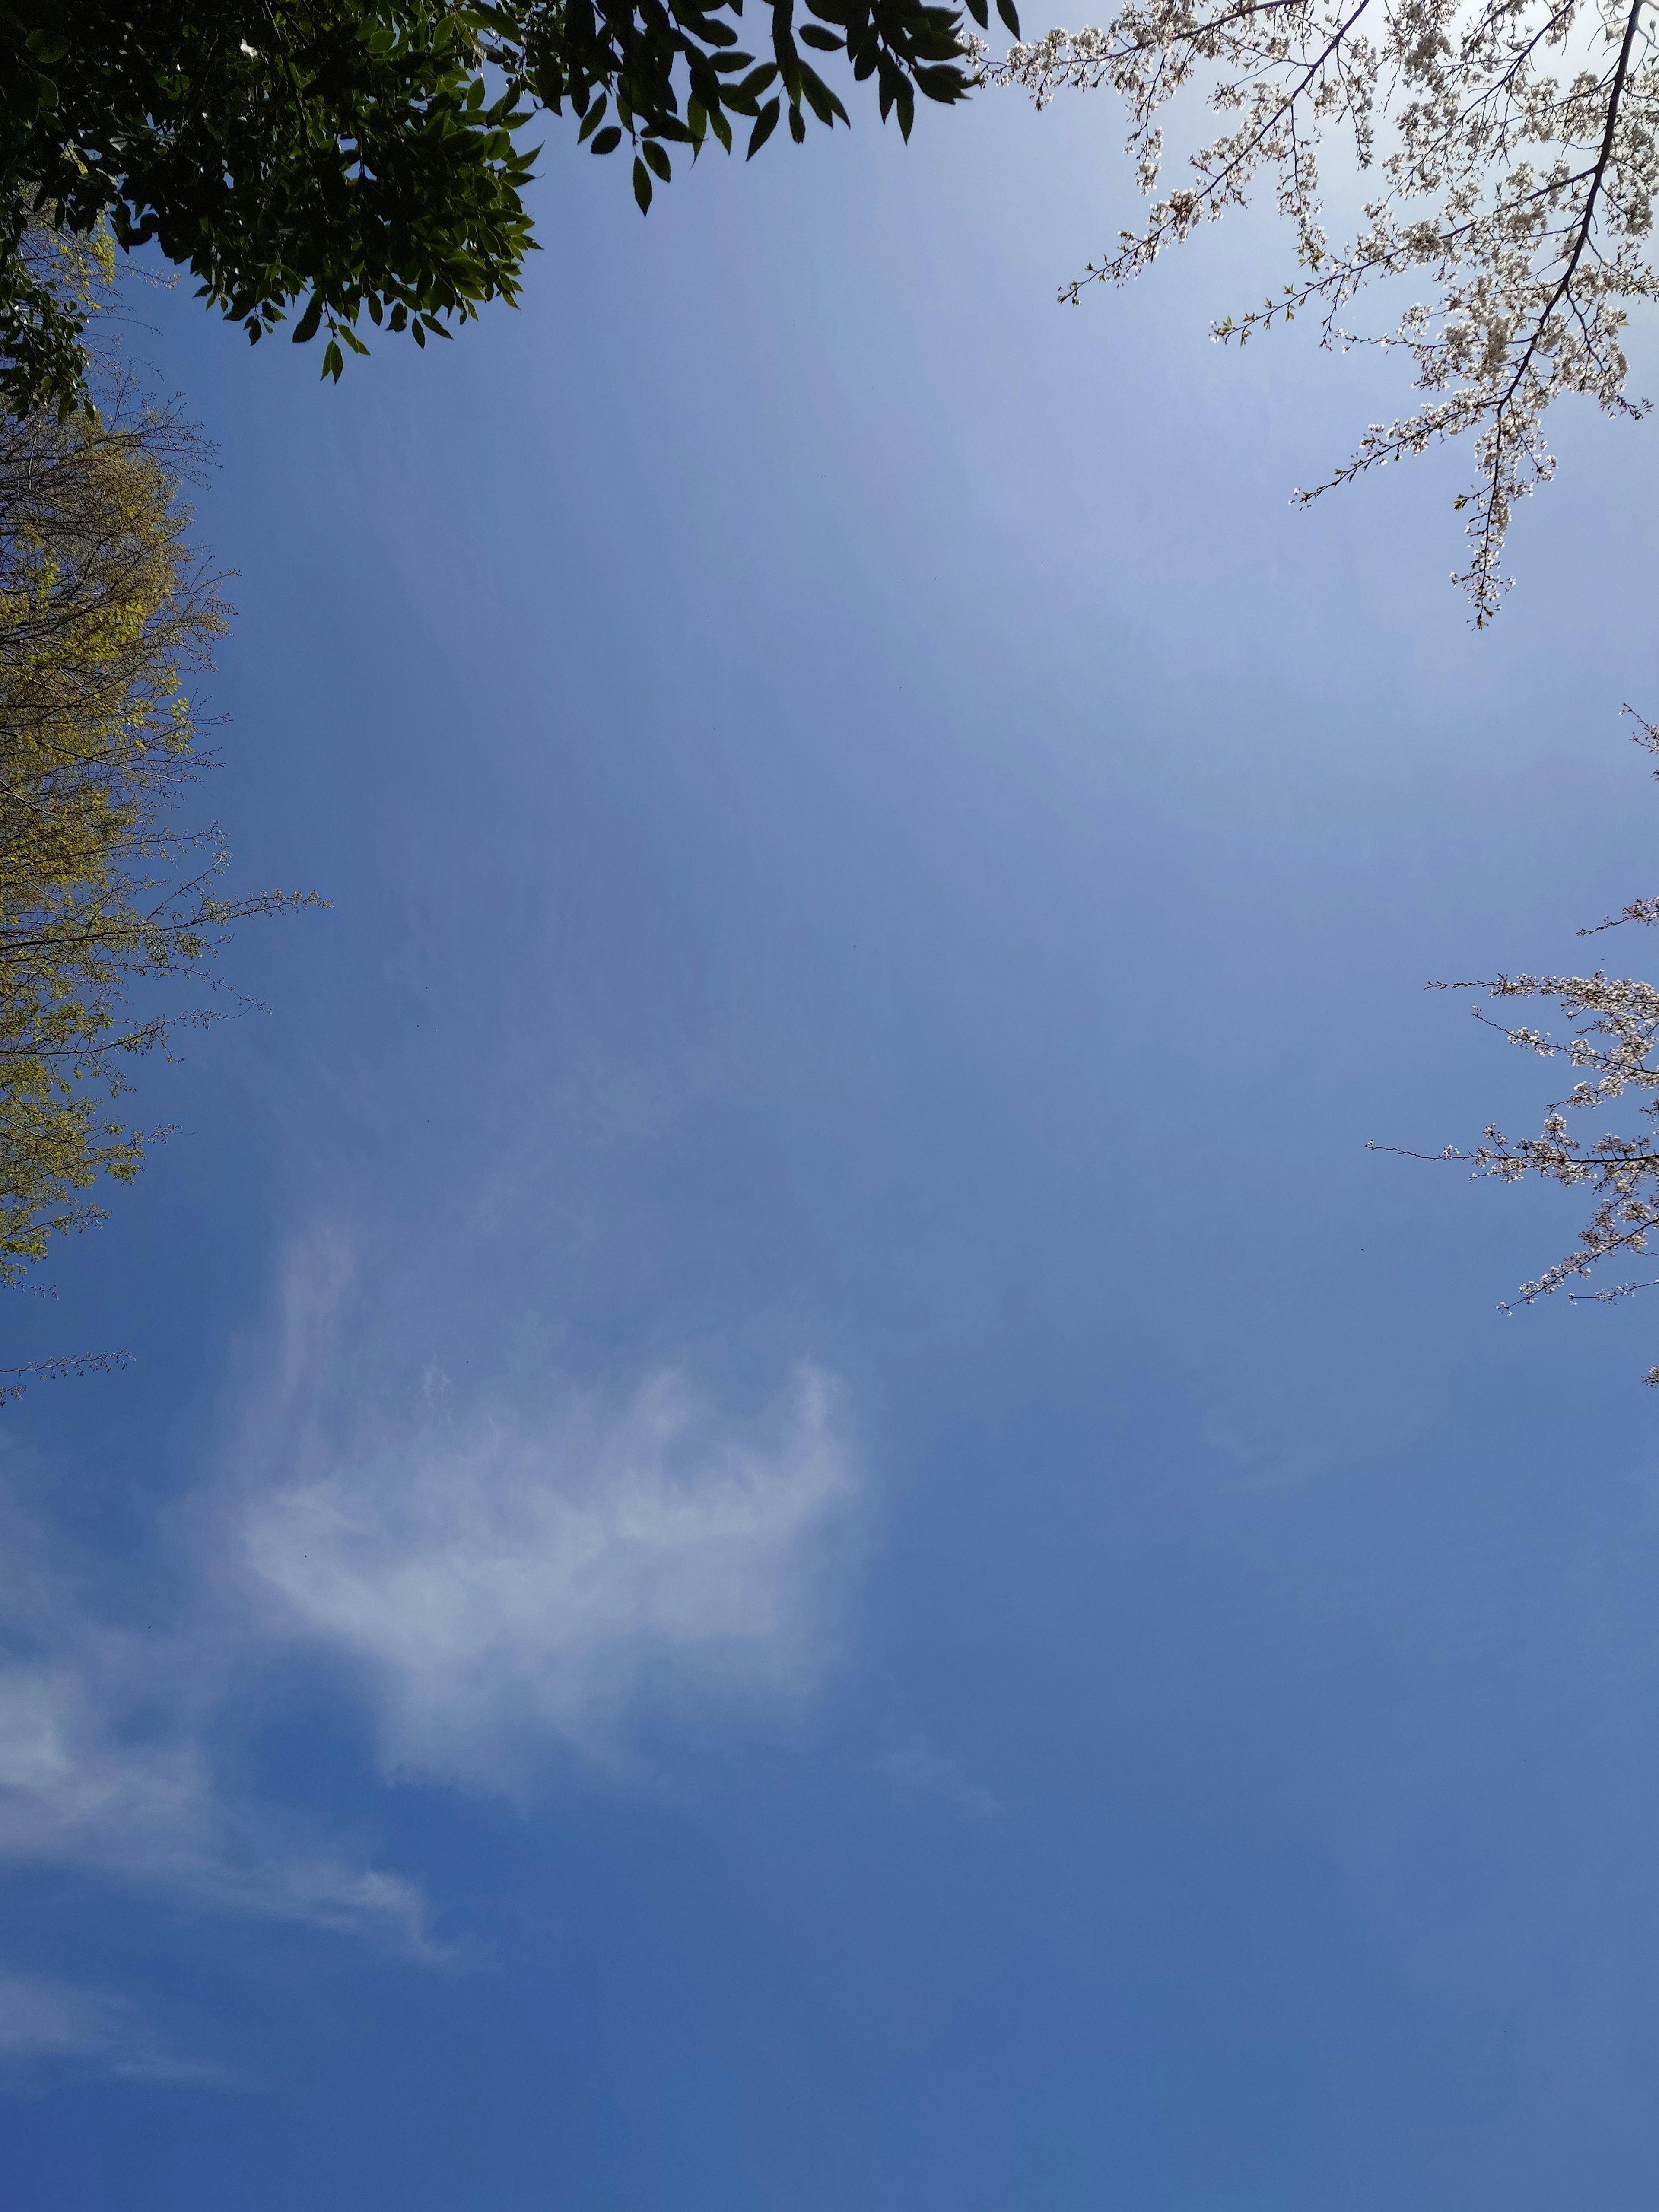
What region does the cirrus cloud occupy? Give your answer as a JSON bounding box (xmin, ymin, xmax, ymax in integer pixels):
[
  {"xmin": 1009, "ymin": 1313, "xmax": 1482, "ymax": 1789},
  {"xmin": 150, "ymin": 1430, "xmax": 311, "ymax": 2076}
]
[
  {"xmin": 243, "ymin": 1361, "xmax": 859, "ymax": 1788},
  {"xmin": 0, "ymin": 1233, "xmax": 863, "ymax": 1975}
]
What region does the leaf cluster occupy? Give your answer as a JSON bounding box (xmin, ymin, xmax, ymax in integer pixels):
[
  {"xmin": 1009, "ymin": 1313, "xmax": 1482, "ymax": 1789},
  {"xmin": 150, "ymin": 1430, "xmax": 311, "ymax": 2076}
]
[
  {"xmin": 0, "ymin": 0, "xmax": 1011, "ymax": 410},
  {"xmin": 0, "ymin": 2, "xmax": 539, "ymax": 412},
  {"xmin": 493, "ymin": 0, "xmax": 1015, "ymax": 212}
]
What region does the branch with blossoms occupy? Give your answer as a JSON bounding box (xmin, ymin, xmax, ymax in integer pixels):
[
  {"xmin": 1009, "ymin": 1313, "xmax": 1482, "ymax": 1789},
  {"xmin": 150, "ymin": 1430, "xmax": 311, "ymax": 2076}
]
[
  {"xmin": 1374, "ymin": 709, "xmax": 1659, "ymax": 1379},
  {"xmin": 985, "ymin": 0, "xmax": 1659, "ymax": 620}
]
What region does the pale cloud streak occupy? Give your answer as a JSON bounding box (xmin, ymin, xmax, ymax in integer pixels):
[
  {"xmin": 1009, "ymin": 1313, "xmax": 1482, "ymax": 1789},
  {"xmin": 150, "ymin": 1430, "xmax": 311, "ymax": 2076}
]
[
  {"xmin": 243, "ymin": 1358, "xmax": 858, "ymax": 1787},
  {"xmin": 0, "ymin": 1573, "xmax": 435, "ymax": 1954},
  {"xmin": 0, "ymin": 1971, "xmax": 231, "ymax": 2084}
]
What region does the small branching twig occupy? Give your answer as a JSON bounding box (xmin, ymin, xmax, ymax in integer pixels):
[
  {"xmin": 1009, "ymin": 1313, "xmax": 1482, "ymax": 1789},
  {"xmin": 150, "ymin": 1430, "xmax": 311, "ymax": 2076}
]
[
  {"xmin": 1377, "ymin": 707, "xmax": 1659, "ymax": 1377},
  {"xmin": 0, "ymin": 1345, "xmax": 129, "ymax": 1407}
]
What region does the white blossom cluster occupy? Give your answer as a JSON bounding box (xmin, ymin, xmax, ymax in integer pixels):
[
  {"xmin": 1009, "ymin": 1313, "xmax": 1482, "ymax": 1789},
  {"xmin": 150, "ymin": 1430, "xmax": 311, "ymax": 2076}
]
[
  {"xmin": 985, "ymin": 0, "xmax": 1659, "ymax": 617},
  {"xmin": 1383, "ymin": 711, "xmax": 1659, "ymax": 1377}
]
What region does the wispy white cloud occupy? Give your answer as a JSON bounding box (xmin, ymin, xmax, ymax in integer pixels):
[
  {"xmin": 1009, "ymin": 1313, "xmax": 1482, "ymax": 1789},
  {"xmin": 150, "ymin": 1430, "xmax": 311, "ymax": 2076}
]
[
  {"xmin": 240, "ymin": 1317, "xmax": 857, "ymax": 1784},
  {"xmin": 226, "ymin": 1234, "xmax": 861, "ymax": 1788},
  {"xmin": 0, "ymin": 1397, "xmax": 435, "ymax": 1954},
  {"xmin": 0, "ymin": 1660, "xmax": 210, "ymax": 1880},
  {"xmin": 0, "ymin": 1971, "xmax": 227, "ymax": 2085},
  {"xmin": 0, "ymin": 1605, "xmax": 435, "ymax": 1955},
  {"xmin": 0, "ymin": 1231, "xmax": 861, "ymax": 1940}
]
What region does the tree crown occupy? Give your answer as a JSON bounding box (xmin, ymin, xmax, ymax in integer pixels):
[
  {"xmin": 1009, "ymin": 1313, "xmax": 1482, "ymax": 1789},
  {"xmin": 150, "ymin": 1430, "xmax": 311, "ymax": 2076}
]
[
  {"xmin": 0, "ymin": 384, "xmax": 314, "ymax": 1316},
  {"xmin": 2, "ymin": 0, "xmax": 1016, "ymax": 413}
]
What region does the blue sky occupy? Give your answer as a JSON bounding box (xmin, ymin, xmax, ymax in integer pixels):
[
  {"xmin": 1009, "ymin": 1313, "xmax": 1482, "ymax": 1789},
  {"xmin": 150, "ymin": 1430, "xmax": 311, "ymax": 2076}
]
[{"xmin": 6, "ymin": 68, "xmax": 1659, "ymax": 2211}]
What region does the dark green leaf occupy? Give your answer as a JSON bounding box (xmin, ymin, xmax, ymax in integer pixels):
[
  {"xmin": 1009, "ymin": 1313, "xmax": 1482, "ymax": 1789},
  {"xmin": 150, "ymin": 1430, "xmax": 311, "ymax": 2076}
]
[
  {"xmin": 798, "ymin": 62, "xmax": 846, "ymax": 124},
  {"xmin": 915, "ymin": 62, "xmax": 968, "ymax": 99},
  {"xmin": 746, "ymin": 97, "xmax": 780, "ymax": 156}
]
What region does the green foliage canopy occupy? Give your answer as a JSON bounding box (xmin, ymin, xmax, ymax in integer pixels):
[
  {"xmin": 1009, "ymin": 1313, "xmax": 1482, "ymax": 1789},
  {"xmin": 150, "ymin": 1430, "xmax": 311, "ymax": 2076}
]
[
  {"xmin": 0, "ymin": 388, "xmax": 312, "ymax": 1306},
  {"xmin": 1, "ymin": 3, "xmax": 539, "ymax": 411},
  {"xmin": 0, "ymin": 0, "xmax": 1016, "ymax": 413}
]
